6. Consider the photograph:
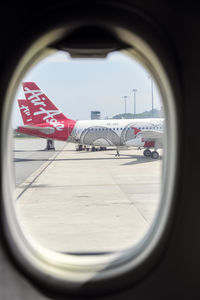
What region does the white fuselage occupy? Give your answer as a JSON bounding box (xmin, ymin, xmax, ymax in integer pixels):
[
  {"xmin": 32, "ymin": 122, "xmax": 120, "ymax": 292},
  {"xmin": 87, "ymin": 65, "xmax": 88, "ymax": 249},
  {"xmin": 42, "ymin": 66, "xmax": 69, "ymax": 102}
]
[{"xmin": 69, "ymin": 118, "xmax": 164, "ymax": 148}]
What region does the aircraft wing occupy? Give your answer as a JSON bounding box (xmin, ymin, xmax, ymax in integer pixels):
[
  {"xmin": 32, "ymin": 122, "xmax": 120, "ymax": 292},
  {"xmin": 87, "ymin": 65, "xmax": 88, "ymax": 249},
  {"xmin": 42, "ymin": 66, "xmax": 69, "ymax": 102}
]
[
  {"xmin": 137, "ymin": 130, "xmax": 163, "ymax": 140},
  {"xmin": 18, "ymin": 125, "xmax": 55, "ymax": 135}
]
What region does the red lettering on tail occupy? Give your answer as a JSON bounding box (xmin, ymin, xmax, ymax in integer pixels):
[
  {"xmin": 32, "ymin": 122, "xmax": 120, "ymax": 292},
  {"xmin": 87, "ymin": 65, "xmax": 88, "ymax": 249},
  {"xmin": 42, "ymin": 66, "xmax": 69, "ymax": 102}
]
[
  {"xmin": 17, "ymin": 82, "xmax": 76, "ymax": 141},
  {"xmin": 22, "ymin": 82, "xmax": 73, "ymax": 125},
  {"xmin": 18, "ymin": 99, "xmax": 33, "ymax": 125}
]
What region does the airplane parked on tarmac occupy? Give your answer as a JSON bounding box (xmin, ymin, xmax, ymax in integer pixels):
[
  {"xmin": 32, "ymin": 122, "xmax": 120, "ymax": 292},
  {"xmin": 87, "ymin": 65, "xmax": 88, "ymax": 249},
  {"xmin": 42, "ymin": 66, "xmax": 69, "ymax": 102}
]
[{"xmin": 17, "ymin": 82, "xmax": 164, "ymax": 159}]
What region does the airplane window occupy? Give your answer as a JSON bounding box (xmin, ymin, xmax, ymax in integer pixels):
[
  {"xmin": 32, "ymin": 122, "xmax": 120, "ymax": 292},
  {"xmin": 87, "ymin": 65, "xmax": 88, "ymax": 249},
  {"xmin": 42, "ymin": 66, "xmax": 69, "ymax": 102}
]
[
  {"xmin": 2, "ymin": 15, "xmax": 178, "ymax": 291},
  {"xmin": 11, "ymin": 50, "xmax": 164, "ymax": 257}
]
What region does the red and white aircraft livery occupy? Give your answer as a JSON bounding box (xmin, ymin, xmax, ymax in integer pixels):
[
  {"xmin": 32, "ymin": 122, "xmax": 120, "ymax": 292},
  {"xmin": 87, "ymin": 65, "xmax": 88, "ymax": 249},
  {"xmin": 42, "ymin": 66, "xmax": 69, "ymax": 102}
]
[
  {"xmin": 18, "ymin": 99, "xmax": 33, "ymax": 125},
  {"xmin": 17, "ymin": 82, "xmax": 164, "ymax": 159}
]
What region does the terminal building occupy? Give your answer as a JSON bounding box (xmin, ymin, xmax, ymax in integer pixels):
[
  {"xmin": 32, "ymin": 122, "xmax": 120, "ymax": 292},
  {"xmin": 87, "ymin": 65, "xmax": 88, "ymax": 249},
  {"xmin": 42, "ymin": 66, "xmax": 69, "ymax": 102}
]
[{"xmin": 91, "ymin": 110, "xmax": 101, "ymax": 120}]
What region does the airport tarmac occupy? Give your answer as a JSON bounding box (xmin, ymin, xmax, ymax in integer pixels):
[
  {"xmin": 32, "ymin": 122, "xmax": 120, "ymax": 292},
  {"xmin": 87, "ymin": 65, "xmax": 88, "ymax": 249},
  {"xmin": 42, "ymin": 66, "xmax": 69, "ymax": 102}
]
[
  {"xmin": 14, "ymin": 138, "xmax": 66, "ymax": 186},
  {"xmin": 14, "ymin": 138, "xmax": 162, "ymax": 253}
]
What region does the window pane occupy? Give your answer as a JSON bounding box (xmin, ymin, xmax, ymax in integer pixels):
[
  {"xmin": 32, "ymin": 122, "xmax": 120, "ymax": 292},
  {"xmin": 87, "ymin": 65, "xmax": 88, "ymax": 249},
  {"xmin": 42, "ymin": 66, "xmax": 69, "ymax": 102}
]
[{"xmin": 12, "ymin": 51, "xmax": 164, "ymax": 253}]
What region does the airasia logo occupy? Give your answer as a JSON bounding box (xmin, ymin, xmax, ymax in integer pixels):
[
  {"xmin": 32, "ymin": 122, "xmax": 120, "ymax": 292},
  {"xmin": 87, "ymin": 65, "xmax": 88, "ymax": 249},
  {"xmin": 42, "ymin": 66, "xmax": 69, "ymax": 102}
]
[
  {"xmin": 24, "ymin": 87, "xmax": 64, "ymax": 131},
  {"xmin": 20, "ymin": 104, "xmax": 32, "ymax": 122}
]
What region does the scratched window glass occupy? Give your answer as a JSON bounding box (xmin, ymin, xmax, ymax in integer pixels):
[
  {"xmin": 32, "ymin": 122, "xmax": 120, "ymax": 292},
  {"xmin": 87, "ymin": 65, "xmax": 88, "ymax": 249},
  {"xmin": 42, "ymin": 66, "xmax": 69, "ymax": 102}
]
[{"xmin": 12, "ymin": 51, "xmax": 164, "ymax": 253}]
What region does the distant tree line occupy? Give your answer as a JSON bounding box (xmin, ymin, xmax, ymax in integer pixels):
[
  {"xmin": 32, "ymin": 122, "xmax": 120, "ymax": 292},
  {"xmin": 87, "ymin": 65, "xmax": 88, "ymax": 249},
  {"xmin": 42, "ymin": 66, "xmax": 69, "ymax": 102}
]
[{"xmin": 112, "ymin": 108, "xmax": 164, "ymax": 119}]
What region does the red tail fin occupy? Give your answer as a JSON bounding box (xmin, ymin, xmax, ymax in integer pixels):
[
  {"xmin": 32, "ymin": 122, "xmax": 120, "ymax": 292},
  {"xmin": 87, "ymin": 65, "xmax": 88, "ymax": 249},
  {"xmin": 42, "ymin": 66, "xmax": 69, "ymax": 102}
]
[
  {"xmin": 22, "ymin": 82, "xmax": 73, "ymax": 125},
  {"xmin": 17, "ymin": 99, "xmax": 33, "ymax": 125}
]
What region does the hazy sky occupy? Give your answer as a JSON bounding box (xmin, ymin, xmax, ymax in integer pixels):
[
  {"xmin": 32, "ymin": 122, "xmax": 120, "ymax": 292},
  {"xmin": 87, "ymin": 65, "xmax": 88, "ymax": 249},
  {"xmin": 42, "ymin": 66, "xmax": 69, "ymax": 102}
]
[{"xmin": 12, "ymin": 51, "xmax": 162, "ymax": 128}]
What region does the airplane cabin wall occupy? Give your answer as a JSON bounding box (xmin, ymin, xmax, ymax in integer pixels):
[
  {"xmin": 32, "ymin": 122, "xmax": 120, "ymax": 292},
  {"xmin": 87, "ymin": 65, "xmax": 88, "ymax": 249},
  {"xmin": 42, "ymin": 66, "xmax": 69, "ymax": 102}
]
[{"xmin": 0, "ymin": 1, "xmax": 200, "ymax": 299}]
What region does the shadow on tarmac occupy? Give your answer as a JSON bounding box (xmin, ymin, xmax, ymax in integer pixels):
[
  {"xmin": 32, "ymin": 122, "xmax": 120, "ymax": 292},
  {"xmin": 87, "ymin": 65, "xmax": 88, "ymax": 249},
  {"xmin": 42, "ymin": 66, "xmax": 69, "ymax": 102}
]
[
  {"xmin": 14, "ymin": 155, "xmax": 161, "ymax": 164},
  {"xmin": 118, "ymin": 154, "xmax": 162, "ymax": 165},
  {"xmin": 13, "ymin": 149, "xmax": 62, "ymax": 153}
]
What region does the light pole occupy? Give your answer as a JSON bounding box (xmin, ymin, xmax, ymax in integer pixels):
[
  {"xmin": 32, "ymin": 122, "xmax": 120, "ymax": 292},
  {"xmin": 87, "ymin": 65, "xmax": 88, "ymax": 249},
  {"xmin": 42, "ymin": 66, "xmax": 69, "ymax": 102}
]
[
  {"xmin": 122, "ymin": 96, "xmax": 128, "ymax": 115},
  {"xmin": 132, "ymin": 89, "xmax": 137, "ymax": 118},
  {"xmin": 148, "ymin": 75, "xmax": 154, "ymax": 117}
]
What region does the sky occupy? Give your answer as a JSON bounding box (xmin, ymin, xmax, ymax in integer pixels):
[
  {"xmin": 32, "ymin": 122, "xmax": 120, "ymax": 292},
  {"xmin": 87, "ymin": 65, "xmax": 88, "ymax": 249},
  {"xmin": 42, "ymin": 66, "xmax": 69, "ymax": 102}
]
[{"xmin": 12, "ymin": 51, "xmax": 162, "ymax": 128}]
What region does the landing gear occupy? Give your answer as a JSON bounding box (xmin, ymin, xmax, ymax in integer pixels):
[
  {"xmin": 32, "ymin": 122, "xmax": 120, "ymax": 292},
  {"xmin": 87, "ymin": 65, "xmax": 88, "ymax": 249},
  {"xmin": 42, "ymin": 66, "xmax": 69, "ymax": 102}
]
[
  {"xmin": 151, "ymin": 151, "xmax": 159, "ymax": 159},
  {"xmin": 76, "ymin": 144, "xmax": 83, "ymax": 151},
  {"xmin": 143, "ymin": 149, "xmax": 151, "ymax": 157},
  {"xmin": 143, "ymin": 148, "xmax": 159, "ymax": 159}
]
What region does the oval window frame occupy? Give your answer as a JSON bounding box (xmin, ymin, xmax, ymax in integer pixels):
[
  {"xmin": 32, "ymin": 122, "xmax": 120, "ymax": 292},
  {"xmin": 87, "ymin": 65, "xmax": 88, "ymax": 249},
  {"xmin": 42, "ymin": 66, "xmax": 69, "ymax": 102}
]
[{"xmin": 1, "ymin": 3, "xmax": 179, "ymax": 296}]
